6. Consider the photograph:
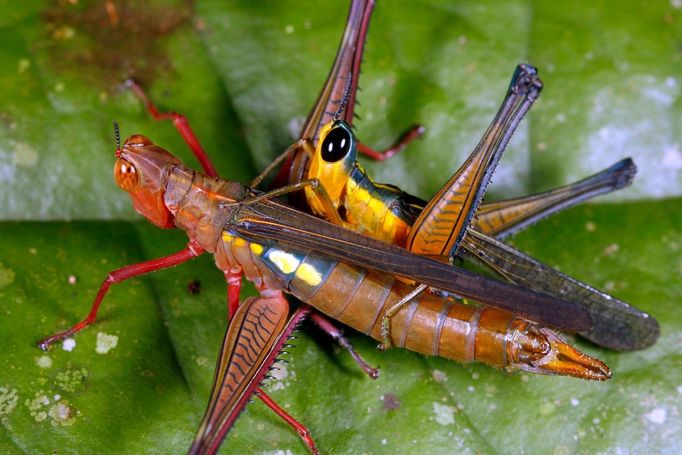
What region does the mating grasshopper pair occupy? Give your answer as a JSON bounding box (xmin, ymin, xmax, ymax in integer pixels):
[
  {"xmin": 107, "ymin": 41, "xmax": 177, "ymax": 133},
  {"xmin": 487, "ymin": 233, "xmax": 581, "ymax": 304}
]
[{"xmin": 38, "ymin": 1, "xmax": 659, "ymax": 453}]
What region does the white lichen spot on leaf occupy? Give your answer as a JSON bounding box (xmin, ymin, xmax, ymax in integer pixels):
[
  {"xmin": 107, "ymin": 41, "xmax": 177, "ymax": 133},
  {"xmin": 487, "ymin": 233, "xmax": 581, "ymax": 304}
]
[
  {"xmin": 25, "ymin": 391, "xmax": 50, "ymax": 423},
  {"xmin": 432, "ymin": 402, "xmax": 455, "ymax": 426},
  {"xmin": 36, "ymin": 355, "xmax": 53, "ymax": 369},
  {"xmin": 48, "ymin": 401, "xmax": 76, "ymax": 426},
  {"xmin": 269, "ymin": 361, "xmax": 292, "ymax": 392},
  {"xmin": 62, "ymin": 338, "xmax": 76, "ymax": 352},
  {"xmin": 431, "ymin": 369, "xmax": 447, "ymax": 383},
  {"xmin": 95, "ymin": 332, "xmax": 118, "ymax": 354},
  {"xmin": 644, "ymin": 407, "xmax": 667, "ymax": 425},
  {"xmin": 0, "ymin": 387, "xmax": 19, "ymax": 416},
  {"xmin": 55, "ymin": 368, "xmax": 88, "ymax": 393}
]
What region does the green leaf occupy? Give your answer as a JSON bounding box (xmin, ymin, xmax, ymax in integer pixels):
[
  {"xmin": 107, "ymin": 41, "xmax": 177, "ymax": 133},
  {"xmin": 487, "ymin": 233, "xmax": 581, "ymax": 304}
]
[{"xmin": 1, "ymin": 1, "xmax": 680, "ymax": 454}]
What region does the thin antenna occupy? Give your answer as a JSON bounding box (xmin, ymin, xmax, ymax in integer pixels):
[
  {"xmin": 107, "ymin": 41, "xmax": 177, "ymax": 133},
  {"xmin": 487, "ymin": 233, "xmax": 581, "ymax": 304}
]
[
  {"xmin": 113, "ymin": 121, "xmax": 121, "ymax": 149},
  {"xmin": 334, "ymin": 71, "xmax": 353, "ymax": 121}
]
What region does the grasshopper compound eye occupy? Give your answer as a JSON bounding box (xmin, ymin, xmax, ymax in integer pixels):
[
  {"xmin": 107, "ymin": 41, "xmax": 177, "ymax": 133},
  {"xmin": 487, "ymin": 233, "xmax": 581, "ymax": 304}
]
[
  {"xmin": 114, "ymin": 158, "xmax": 140, "ymax": 192},
  {"xmin": 321, "ymin": 122, "xmax": 354, "ymax": 162}
]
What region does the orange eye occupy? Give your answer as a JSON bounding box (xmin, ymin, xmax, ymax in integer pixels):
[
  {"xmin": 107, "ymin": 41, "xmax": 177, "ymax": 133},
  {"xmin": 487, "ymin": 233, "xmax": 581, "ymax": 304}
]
[{"xmin": 114, "ymin": 158, "xmax": 140, "ymax": 192}]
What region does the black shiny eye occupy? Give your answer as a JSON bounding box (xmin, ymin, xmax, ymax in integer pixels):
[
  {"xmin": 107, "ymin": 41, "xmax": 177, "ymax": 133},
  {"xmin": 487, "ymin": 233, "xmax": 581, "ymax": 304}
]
[{"xmin": 321, "ymin": 125, "xmax": 352, "ymax": 162}]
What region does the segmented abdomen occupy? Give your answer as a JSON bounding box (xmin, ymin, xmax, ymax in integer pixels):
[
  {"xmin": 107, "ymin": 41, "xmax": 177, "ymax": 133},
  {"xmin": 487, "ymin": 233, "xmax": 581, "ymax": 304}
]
[{"xmin": 214, "ymin": 231, "xmax": 517, "ymax": 369}]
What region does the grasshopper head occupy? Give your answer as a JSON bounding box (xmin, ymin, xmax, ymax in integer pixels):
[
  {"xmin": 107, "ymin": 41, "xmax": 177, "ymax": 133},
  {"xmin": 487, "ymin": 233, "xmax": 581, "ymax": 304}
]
[
  {"xmin": 306, "ymin": 120, "xmax": 357, "ymax": 214},
  {"xmin": 114, "ymin": 134, "xmax": 181, "ymax": 228}
]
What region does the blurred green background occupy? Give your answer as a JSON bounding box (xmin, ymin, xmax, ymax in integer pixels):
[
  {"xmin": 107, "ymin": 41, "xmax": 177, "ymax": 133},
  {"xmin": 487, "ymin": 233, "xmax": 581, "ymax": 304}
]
[{"xmin": 0, "ymin": 1, "xmax": 680, "ymax": 453}]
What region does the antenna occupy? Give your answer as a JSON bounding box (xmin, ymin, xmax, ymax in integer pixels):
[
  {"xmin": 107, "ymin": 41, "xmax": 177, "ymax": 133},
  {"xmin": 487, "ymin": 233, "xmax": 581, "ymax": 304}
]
[
  {"xmin": 113, "ymin": 121, "xmax": 121, "ymax": 149},
  {"xmin": 334, "ymin": 71, "xmax": 353, "ymax": 121}
]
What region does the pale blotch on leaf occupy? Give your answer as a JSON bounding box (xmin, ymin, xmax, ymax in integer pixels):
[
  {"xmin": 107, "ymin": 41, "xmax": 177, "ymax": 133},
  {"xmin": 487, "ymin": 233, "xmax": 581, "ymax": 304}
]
[
  {"xmin": 48, "ymin": 401, "xmax": 76, "ymax": 427},
  {"xmin": 25, "ymin": 391, "xmax": 50, "ymax": 423},
  {"xmin": 644, "ymin": 408, "xmax": 667, "ymax": 425},
  {"xmin": 56, "ymin": 368, "xmax": 88, "ymax": 393},
  {"xmin": 431, "ymin": 369, "xmax": 447, "ymax": 383},
  {"xmin": 95, "ymin": 332, "xmax": 118, "ymax": 354},
  {"xmin": 539, "ymin": 401, "xmax": 556, "ymax": 415},
  {"xmin": 603, "ymin": 243, "xmax": 620, "ymax": 256},
  {"xmin": 0, "ymin": 262, "xmax": 16, "ymax": 289},
  {"xmin": 0, "ymin": 387, "xmax": 19, "ymax": 416},
  {"xmin": 432, "ymin": 402, "xmax": 455, "ymax": 426},
  {"xmin": 62, "ymin": 338, "xmax": 76, "ymax": 352},
  {"xmin": 17, "ymin": 58, "xmax": 30, "ymax": 74},
  {"xmin": 11, "ymin": 141, "xmax": 39, "ymax": 167},
  {"xmin": 36, "ymin": 355, "xmax": 52, "ymax": 369},
  {"xmin": 269, "ymin": 362, "xmax": 290, "ymax": 392}
]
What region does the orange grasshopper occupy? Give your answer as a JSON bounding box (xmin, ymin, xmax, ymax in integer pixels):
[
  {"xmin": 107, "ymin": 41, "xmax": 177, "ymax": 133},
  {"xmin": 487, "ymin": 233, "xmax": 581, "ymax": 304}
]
[
  {"xmin": 37, "ymin": 124, "xmax": 606, "ymax": 454},
  {"xmin": 40, "ymin": 73, "xmax": 623, "ymax": 455}
]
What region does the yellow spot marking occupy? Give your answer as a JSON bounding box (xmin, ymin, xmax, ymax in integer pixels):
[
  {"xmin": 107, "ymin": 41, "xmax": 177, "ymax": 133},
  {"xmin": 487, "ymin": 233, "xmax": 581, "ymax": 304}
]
[
  {"xmin": 269, "ymin": 250, "xmax": 301, "ymax": 274},
  {"xmin": 233, "ymin": 237, "xmax": 246, "ymax": 247},
  {"xmin": 222, "ymin": 231, "xmax": 234, "ymax": 242},
  {"xmin": 295, "ymin": 263, "xmax": 323, "ymax": 286},
  {"xmin": 250, "ymin": 243, "xmax": 264, "ymax": 255}
]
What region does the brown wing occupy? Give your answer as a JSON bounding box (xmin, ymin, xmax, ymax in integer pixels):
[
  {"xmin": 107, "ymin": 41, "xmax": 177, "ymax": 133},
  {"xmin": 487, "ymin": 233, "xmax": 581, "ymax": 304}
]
[{"xmin": 227, "ymin": 200, "xmax": 593, "ymax": 333}]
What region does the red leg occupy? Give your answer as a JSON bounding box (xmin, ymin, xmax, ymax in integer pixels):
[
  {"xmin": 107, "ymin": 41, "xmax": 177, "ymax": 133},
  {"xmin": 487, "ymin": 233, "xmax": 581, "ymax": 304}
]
[
  {"xmin": 357, "ymin": 124, "xmax": 425, "ymax": 161},
  {"xmin": 124, "ymin": 79, "xmax": 219, "ymax": 178},
  {"xmin": 224, "ymin": 269, "xmax": 242, "ymax": 320},
  {"xmin": 309, "ymin": 311, "xmax": 379, "ymax": 379},
  {"xmin": 38, "ymin": 242, "xmax": 204, "ymax": 350},
  {"xmin": 257, "ymin": 389, "xmax": 319, "ymax": 455}
]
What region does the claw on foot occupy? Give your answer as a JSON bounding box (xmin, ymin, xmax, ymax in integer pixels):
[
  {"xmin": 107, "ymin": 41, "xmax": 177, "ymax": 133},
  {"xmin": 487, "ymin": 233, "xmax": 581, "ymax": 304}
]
[{"xmin": 37, "ymin": 328, "xmax": 78, "ymax": 351}]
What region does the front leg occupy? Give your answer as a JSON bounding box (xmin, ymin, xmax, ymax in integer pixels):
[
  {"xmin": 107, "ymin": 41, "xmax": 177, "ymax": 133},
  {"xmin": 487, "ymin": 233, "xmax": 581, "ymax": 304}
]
[{"xmin": 39, "ymin": 241, "xmax": 204, "ymax": 350}]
